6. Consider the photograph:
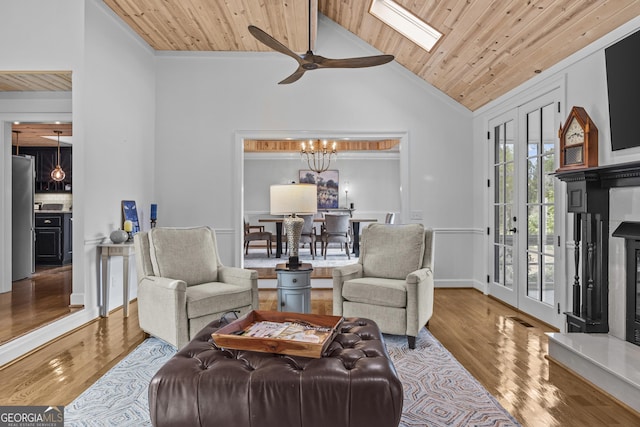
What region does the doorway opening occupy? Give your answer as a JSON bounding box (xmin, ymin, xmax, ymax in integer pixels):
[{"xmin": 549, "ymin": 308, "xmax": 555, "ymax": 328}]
[{"xmin": 3, "ymin": 121, "xmax": 75, "ymax": 345}]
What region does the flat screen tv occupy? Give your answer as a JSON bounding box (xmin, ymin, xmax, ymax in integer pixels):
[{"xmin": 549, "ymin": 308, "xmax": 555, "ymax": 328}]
[{"xmin": 605, "ymin": 29, "xmax": 640, "ymax": 151}]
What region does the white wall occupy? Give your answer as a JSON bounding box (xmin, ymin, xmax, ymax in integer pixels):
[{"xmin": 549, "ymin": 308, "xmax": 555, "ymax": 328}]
[
  {"xmin": 154, "ymin": 15, "xmax": 476, "ymax": 285},
  {"xmin": 244, "ymin": 154, "xmax": 401, "ymax": 228},
  {"xmin": 0, "ymin": 0, "xmax": 156, "ymax": 365},
  {"xmin": 473, "ymin": 16, "xmax": 640, "ymax": 337}
]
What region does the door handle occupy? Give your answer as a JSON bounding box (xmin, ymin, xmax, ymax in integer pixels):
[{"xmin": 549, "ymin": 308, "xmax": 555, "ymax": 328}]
[{"xmin": 509, "ymin": 227, "xmax": 517, "ymax": 233}]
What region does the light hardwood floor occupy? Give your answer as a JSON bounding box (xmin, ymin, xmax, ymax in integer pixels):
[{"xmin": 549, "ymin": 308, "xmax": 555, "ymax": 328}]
[
  {"xmin": 1, "ymin": 287, "xmax": 639, "ymax": 427},
  {"xmin": 0, "ymin": 265, "xmax": 79, "ymax": 345}
]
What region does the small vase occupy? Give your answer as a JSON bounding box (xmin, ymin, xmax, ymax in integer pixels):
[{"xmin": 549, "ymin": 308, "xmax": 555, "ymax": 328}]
[{"xmin": 110, "ymin": 229, "xmax": 128, "ymax": 244}]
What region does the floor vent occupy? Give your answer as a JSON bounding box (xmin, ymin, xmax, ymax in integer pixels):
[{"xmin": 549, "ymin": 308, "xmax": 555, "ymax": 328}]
[{"xmin": 507, "ymin": 316, "xmax": 534, "ymax": 328}]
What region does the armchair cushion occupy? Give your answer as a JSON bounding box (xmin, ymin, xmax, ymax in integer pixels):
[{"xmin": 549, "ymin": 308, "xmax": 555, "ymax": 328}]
[
  {"xmin": 148, "ymin": 227, "xmax": 219, "ymax": 285},
  {"xmin": 361, "ymin": 224, "xmax": 425, "ymax": 280},
  {"xmin": 342, "ymin": 278, "xmax": 407, "ymax": 308},
  {"xmin": 186, "ymin": 282, "xmax": 254, "ymax": 319}
]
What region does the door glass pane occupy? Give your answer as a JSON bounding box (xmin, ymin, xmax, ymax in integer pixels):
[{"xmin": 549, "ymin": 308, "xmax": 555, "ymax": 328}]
[
  {"xmin": 496, "ymin": 165, "xmax": 504, "ymax": 203},
  {"xmin": 544, "ymin": 205, "xmax": 555, "ymax": 254},
  {"xmin": 505, "ymin": 121, "xmax": 514, "ymax": 162},
  {"xmin": 505, "ymin": 247, "xmax": 514, "ymax": 288},
  {"xmin": 496, "ymin": 125, "xmax": 503, "ymax": 163},
  {"xmin": 528, "ymin": 206, "xmax": 540, "ymax": 252},
  {"xmin": 543, "ymin": 154, "xmax": 555, "ymax": 204},
  {"xmin": 528, "ymin": 157, "xmax": 539, "ymax": 203},
  {"xmin": 525, "ymin": 103, "xmax": 555, "ymax": 305},
  {"xmin": 542, "ymin": 104, "xmax": 555, "ymax": 154},
  {"xmin": 493, "ymin": 120, "xmax": 515, "ymax": 290},
  {"xmin": 543, "ymin": 255, "xmax": 554, "ymax": 304},
  {"xmin": 527, "ymin": 252, "xmax": 539, "ymax": 298}
]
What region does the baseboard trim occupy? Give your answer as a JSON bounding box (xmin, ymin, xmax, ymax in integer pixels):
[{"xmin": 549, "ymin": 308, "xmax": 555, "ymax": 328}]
[{"xmin": 0, "ymin": 308, "xmax": 99, "ymax": 368}]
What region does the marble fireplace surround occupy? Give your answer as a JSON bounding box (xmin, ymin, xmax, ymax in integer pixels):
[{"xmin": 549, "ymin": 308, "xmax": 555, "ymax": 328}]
[{"xmin": 548, "ymin": 160, "xmax": 640, "ymax": 413}]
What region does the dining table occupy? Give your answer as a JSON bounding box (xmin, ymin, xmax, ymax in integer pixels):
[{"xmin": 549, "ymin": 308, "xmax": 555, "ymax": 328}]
[{"xmin": 258, "ymin": 217, "xmax": 378, "ymax": 258}]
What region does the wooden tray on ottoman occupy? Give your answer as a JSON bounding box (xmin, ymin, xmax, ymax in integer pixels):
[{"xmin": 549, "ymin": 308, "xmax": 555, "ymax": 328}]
[{"xmin": 211, "ymin": 310, "xmax": 343, "ymax": 358}]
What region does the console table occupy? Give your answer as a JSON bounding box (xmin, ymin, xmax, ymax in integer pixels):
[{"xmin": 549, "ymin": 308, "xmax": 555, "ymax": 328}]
[
  {"xmin": 98, "ymin": 241, "xmax": 135, "ymax": 317},
  {"xmin": 276, "ymin": 263, "xmax": 312, "ymax": 313}
]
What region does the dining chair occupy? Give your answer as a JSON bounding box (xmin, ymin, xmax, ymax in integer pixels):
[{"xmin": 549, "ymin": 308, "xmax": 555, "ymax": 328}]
[
  {"xmin": 244, "ymin": 220, "xmax": 273, "ymax": 257},
  {"xmin": 321, "ymin": 214, "xmax": 351, "ymax": 259},
  {"xmin": 299, "ymin": 214, "xmax": 317, "ymax": 259}
]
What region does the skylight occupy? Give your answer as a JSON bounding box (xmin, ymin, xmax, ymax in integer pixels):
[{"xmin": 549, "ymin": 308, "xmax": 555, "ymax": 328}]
[{"xmin": 369, "ymin": 0, "xmax": 442, "ymax": 52}]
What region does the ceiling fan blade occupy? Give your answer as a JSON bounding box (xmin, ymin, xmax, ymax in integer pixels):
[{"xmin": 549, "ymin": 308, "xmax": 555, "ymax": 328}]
[
  {"xmin": 278, "ymin": 67, "xmax": 307, "ymax": 85},
  {"xmin": 315, "ymin": 54, "xmax": 395, "ymax": 69},
  {"xmin": 248, "ymin": 25, "xmax": 303, "ymax": 64}
]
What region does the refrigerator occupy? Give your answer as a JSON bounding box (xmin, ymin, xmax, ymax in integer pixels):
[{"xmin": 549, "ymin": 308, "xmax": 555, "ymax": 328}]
[{"xmin": 12, "ymin": 155, "xmax": 35, "ymax": 281}]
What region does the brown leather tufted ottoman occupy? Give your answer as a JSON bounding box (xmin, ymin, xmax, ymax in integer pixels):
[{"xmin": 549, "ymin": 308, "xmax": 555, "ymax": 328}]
[{"xmin": 148, "ymin": 317, "xmax": 403, "ymax": 427}]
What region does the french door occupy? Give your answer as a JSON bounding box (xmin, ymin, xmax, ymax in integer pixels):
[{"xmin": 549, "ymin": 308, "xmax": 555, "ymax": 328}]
[{"xmin": 488, "ymin": 90, "xmax": 564, "ymax": 327}]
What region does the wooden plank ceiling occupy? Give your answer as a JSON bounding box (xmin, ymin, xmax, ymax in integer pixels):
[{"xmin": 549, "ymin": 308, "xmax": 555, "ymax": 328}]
[
  {"xmin": 3, "ymin": 1, "xmax": 638, "ymax": 148},
  {"xmin": 101, "ymin": 0, "xmax": 640, "ymax": 111},
  {"xmin": 11, "ymin": 123, "xmax": 72, "ymax": 148},
  {"xmin": 244, "ymin": 139, "xmax": 399, "ymax": 152}
]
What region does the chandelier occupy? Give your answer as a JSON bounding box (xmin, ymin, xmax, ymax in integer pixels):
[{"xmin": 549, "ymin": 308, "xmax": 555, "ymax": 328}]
[{"xmin": 300, "ymin": 139, "xmax": 337, "ymax": 174}]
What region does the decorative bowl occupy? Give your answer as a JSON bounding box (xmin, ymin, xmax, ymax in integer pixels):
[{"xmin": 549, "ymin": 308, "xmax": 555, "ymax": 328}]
[{"xmin": 110, "ymin": 229, "xmax": 128, "ymax": 244}]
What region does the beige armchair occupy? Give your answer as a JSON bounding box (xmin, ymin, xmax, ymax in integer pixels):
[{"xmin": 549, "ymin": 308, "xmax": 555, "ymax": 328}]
[
  {"xmin": 332, "ymin": 223, "xmax": 434, "ymax": 349},
  {"xmin": 134, "ymin": 226, "xmax": 259, "ymax": 349}
]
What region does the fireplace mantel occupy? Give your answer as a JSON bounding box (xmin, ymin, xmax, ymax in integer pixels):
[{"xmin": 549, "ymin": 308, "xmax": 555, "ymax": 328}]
[
  {"xmin": 555, "ymin": 160, "xmax": 640, "ymax": 334},
  {"xmin": 556, "ymin": 160, "xmax": 640, "ymax": 188}
]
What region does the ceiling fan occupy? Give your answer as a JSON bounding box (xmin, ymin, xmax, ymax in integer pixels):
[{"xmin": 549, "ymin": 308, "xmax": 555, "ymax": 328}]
[{"xmin": 248, "ymin": 0, "xmax": 394, "ymax": 84}]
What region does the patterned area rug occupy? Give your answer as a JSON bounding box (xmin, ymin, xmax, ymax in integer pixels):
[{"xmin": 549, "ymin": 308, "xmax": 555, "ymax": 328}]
[{"xmin": 65, "ymin": 329, "xmax": 520, "ymax": 426}]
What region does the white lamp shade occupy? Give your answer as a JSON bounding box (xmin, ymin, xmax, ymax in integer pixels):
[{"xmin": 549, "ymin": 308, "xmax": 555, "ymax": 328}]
[{"xmin": 270, "ymin": 184, "xmax": 318, "ymax": 215}]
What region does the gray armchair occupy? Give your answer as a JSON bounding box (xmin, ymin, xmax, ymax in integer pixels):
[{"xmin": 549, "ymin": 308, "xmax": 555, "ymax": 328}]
[
  {"xmin": 332, "ymin": 223, "xmax": 434, "ymax": 349},
  {"xmin": 134, "ymin": 226, "xmax": 259, "ymax": 349}
]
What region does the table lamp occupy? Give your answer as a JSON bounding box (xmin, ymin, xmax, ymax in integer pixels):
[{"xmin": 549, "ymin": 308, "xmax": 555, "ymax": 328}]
[{"xmin": 270, "ymin": 184, "xmax": 317, "ymax": 269}]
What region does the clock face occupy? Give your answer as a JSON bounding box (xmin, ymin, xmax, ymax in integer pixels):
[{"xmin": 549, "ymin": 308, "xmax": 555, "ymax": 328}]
[{"xmin": 565, "ymin": 117, "xmax": 584, "ymax": 146}]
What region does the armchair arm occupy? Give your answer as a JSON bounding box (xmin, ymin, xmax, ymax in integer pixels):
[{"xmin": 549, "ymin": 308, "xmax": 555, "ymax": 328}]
[
  {"xmin": 405, "ymin": 267, "xmax": 434, "ymax": 338},
  {"xmin": 218, "ymin": 266, "xmax": 259, "ymax": 310},
  {"xmin": 138, "ymin": 276, "xmax": 188, "ymax": 348},
  {"xmin": 332, "ymin": 263, "xmax": 363, "ymax": 316}
]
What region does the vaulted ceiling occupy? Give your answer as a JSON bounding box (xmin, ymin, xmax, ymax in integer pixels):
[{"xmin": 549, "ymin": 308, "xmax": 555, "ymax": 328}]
[
  {"xmin": 102, "ymin": 0, "xmax": 640, "ymax": 111},
  {"xmin": 2, "ymin": 1, "xmax": 639, "ymax": 147},
  {"xmin": 2, "ymin": 1, "xmax": 639, "ymax": 111}
]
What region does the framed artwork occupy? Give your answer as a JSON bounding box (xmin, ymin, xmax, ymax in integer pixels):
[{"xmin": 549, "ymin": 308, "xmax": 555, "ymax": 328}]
[
  {"xmin": 121, "ymin": 200, "xmax": 140, "ymax": 233},
  {"xmin": 299, "ymin": 170, "xmax": 339, "ymax": 209}
]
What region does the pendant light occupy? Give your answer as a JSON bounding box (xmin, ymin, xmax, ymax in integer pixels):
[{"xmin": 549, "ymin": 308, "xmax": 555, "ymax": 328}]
[
  {"xmin": 12, "ymin": 130, "xmax": 20, "ymax": 155},
  {"xmin": 51, "ymin": 130, "xmax": 66, "ymax": 182}
]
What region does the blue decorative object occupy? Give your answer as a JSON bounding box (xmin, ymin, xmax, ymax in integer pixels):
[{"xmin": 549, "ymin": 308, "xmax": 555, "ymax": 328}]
[{"xmin": 121, "ymin": 200, "xmax": 140, "ymax": 233}]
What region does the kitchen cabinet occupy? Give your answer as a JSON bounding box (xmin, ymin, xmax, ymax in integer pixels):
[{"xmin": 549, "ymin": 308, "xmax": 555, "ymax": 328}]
[
  {"xmin": 20, "ymin": 147, "xmax": 72, "ymax": 193},
  {"xmin": 35, "ymin": 212, "xmax": 72, "ymax": 265}
]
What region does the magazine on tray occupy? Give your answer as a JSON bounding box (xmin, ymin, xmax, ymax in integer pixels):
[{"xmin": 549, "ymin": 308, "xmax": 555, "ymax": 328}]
[{"xmin": 241, "ymin": 320, "xmax": 332, "ymax": 344}]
